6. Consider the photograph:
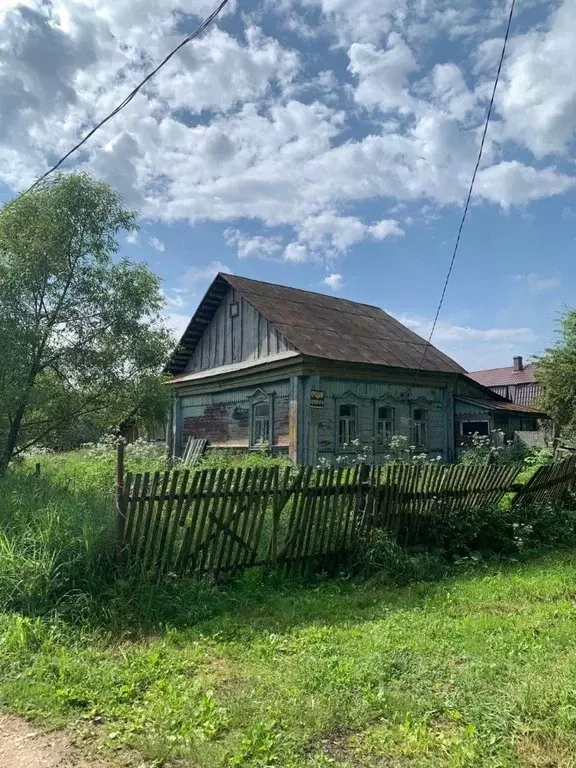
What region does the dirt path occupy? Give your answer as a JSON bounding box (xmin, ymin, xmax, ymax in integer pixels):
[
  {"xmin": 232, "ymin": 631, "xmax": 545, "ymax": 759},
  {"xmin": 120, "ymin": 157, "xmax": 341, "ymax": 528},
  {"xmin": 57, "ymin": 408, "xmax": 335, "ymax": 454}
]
[{"xmin": 0, "ymin": 713, "xmax": 112, "ymax": 768}]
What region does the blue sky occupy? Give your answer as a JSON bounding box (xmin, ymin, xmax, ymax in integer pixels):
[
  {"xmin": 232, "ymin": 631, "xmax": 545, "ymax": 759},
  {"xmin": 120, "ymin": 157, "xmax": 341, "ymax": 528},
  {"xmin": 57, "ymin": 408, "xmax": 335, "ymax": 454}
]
[{"xmin": 1, "ymin": 0, "xmax": 575, "ymax": 371}]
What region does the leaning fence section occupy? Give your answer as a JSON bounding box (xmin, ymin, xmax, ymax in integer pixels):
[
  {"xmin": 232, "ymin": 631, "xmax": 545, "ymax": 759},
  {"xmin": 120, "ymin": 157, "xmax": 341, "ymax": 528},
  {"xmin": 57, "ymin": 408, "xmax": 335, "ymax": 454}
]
[
  {"xmin": 120, "ymin": 465, "xmax": 366, "ymax": 576},
  {"xmin": 514, "ymin": 454, "xmax": 576, "ymax": 506},
  {"xmin": 117, "ymin": 456, "xmax": 576, "ymax": 577}
]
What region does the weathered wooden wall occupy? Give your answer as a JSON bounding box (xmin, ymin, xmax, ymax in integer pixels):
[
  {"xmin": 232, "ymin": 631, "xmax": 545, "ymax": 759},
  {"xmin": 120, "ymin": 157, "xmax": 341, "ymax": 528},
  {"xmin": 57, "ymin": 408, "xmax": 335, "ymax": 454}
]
[
  {"xmin": 180, "ymin": 381, "xmax": 290, "ymax": 449},
  {"xmin": 314, "ymin": 378, "xmax": 450, "ymax": 463},
  {"xmin": 186, "ymin": 287, "xmax": 295, "ymax": 374}
]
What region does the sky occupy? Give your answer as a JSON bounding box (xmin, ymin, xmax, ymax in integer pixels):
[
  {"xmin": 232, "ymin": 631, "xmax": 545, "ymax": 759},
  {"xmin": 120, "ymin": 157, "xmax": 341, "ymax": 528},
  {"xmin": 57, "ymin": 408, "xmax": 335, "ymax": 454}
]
[{"xmin": 1, "ymin": 0, "xmax": 575, "ymax": 372}]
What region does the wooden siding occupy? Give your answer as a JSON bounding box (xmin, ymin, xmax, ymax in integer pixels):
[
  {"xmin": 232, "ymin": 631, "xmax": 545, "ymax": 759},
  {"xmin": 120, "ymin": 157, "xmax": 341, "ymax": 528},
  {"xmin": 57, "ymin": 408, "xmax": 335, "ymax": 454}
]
[
  {"xmin": 180, "ymin": 382, "xmax": 290, "ymax": 449},
  {"xmin": 186, "ymin": 287, "xmax": 295, "ymax": 374},
  {"xmin": 314, "ymin": 378, "xmax": 449, "ymax": 462}
]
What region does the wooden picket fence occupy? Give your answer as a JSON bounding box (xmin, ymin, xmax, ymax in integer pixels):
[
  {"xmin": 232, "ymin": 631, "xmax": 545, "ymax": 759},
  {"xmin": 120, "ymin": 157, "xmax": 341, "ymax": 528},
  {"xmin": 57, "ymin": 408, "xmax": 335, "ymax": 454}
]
[{"xmin": 116, "ymin": 454, "xmax": 576, "ymax": 577}]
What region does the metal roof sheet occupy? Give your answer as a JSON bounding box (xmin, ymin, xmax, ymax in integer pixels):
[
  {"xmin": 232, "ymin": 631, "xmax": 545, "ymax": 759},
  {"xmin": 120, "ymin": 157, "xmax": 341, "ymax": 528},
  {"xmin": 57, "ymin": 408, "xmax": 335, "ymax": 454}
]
[
  {"xmin": 166, "ymin": 273, "xmax": 468, "ymax": 376},
  {"xmin": 469, "ymin": 363, "xmax": 537, "ymax": 386},
  {"xmin": 457, "ymin": 397, "xmax": 547, "ymax": 417}
]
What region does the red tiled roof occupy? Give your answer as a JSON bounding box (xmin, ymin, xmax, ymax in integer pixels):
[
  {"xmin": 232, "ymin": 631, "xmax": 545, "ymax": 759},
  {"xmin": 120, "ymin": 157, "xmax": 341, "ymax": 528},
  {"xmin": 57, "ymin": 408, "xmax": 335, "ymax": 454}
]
[{"xmin": 469, "ymin": 362, "xmax": 537, "ymax": 386}]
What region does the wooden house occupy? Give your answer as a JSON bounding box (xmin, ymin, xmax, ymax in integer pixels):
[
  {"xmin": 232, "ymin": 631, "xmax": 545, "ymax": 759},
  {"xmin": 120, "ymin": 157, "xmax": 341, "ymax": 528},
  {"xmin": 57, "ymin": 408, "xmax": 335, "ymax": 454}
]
[{"xmin": 165, "ymin": 274, "xmax": 546, "ymax": 463}]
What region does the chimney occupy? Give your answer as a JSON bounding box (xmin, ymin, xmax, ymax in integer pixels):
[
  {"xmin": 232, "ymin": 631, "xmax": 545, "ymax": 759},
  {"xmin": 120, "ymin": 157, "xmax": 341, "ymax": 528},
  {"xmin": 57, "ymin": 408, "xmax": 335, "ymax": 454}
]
[{"xmin": 513, "ymin": 356, "xmax": 523, "ymax": 372}]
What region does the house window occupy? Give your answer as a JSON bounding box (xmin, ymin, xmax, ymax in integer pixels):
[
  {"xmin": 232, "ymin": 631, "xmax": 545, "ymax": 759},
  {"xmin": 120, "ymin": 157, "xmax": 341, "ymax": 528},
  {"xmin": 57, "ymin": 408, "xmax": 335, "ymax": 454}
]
[
  {"xmin": 376, "ymin": 406, "xmax": 394, "ymax": 443},
  {"xmin": 412, "ymin": 408, "xmax": 428, "ymax": 448},
  {"xmin": 229, "ymin": 301, "xmax": 240, "ymax": 318},
  {"xmin": 339, "ymin": 404, "xmax": 357, "ymax": 445},
  {"xmin": 251, "ymin": 401, "xmax": 270, "ymax": 446},
  {"xmin": 461, "ymin": 420, "xmax": 490, "ymax": 437}
]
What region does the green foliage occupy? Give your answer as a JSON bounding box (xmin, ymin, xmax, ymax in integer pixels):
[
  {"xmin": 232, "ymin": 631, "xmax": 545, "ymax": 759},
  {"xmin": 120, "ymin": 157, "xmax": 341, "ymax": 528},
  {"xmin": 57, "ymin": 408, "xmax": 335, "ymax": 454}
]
[
  {"xmin": 3, "ymin": 451, "xmax": 576, "ymax": 766},
  {"xmin": 0, "ymin": 172, "xmax": 173, "ymax": 471},
  {"xmin": 197, "ymin": 449, "xmax": 292, "ymax": 470},
  {"xmin": 459, "ymin": 431, "xmax": 530, "ymax": 466},
  {"xmin": 351, "ymin": 529, "xmax": 447, "ymax": 584},
  {"xmin": 535, "ymin": 308, "xmax": 576, "ymax": 436}
]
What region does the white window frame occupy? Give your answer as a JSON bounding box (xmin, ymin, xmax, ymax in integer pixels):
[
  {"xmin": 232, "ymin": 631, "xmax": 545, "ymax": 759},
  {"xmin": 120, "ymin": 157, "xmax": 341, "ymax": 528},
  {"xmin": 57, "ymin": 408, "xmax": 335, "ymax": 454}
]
[
  {"xmin": 338, "ymin": 403, "xmax": 357, "ymax": 446},
  {"xmin": 249, "ymin": 390, "xmax": 274, "ymax": 448},
  {"xmin": 376, "ymin": 405, "xmax": 395, "ymax": 444},
  {"xmin": 412, "ymin": 408, "xmax": 428, "ymax": 448}
]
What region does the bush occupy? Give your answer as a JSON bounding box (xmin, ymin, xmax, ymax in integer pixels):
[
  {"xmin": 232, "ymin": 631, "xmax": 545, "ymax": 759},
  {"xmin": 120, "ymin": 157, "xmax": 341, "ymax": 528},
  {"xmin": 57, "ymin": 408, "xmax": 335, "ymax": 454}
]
[
  {"xmin": 350, "ymin": 529, "xmax": 447, "ymax": 584},
  {"xmin": 427, "ymin": 498, "xmax": 576, "ymax": 557},
  {"xmin": 459, "ymin": 431, "xmax": 530, "ymax": 466}
]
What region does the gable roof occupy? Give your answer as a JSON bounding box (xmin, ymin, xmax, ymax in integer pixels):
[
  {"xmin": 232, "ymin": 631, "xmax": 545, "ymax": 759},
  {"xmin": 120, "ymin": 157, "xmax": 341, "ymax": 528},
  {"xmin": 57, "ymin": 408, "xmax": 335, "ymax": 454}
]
[
  {"xmin": 469, "ymin": 363, "xmax": 537, "ymax": 387},
  {"xmin": 166, "ymin": 273, "xmax": 467, "ymax": 376}
]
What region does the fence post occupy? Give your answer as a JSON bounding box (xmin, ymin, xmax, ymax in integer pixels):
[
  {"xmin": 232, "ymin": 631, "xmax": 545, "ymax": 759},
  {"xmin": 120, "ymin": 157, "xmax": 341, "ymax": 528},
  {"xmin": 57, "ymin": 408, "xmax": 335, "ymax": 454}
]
[
  {"xmin": 355, "ymin": 462, "xmax": 371, "ymax": 522},
  {"xmin": 116, "ymin": 440, "xmax": 126, "ymax": 568}
]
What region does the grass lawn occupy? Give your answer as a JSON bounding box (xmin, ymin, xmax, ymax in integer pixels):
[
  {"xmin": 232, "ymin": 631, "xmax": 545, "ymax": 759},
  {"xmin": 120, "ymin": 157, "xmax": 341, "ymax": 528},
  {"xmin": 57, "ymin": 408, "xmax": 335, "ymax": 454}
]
[{"xmin": 2, "ymin": 552, "xmax": 576, "ymax": 767}]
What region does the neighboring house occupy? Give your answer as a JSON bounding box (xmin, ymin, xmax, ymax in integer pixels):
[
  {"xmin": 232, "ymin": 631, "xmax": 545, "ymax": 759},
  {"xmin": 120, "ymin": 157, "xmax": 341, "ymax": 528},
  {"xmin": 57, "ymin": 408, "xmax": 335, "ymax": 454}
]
[
  {"xmin": 165, "ymin": 274, "xmax": 546, "ymax": 464},
  {"xmin": 469, "ymin": 357, "xmax": 542, "ymax": 409}
]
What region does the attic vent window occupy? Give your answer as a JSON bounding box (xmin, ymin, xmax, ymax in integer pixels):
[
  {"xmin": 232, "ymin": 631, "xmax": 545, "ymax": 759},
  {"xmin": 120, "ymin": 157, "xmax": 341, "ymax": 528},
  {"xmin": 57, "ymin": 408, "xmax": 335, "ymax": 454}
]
[{"xmin": 229, "ymin": 302, "xmax": 240, "ymax": 318}]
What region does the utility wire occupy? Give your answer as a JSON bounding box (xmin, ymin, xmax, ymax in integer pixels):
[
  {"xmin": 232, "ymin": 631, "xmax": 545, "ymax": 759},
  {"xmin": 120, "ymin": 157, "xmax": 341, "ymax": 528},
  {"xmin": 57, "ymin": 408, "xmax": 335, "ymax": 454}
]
[
  {"xmin": 413, "ymin": 0, "xmax": 517, "ymax": 377},
  {"xmin": 21, "ymin": 0, "xmax": 231, "ymax": 197}
]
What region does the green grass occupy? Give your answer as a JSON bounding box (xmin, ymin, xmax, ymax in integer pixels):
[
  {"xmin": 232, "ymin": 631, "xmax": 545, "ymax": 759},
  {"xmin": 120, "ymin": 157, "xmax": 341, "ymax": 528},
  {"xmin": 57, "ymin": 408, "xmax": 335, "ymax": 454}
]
[
  {"xmin": 2, "ymin": 450, "xmax": 576, "ymax": 767},
  {"xmin": 2, "ymin": 554, "xmax": 576, "ymax": 766}
]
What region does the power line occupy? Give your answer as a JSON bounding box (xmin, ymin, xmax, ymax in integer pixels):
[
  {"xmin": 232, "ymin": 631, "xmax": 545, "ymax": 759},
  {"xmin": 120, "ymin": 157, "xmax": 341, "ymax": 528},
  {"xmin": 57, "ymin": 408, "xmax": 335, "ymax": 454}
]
[
  {"xmin": 21, "ymin": 0, "xmax": 231, "ymax": 197},
  {"xmin": 413, "ymin": 0, "xmax": 517, "ymax": 377}
]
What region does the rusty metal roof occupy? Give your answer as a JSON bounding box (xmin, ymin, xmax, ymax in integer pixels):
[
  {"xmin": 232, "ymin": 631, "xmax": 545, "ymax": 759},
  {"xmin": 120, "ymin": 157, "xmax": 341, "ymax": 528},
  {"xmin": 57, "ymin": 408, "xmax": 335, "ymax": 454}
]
[
  {"xmin": 166, "ymin": 273, "xmax": 468, "ymax": 376},
  {"xmin": 457, "ymin": 397, "xmax": 548, "ymax": 417}
]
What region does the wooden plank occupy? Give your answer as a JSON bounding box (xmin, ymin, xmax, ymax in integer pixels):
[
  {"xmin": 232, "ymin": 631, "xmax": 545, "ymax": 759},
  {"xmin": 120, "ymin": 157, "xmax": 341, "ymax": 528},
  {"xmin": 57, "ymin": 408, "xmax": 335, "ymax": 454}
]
[
  {"xmin": 143, "ymin": 470, "xmax": 173, "ymax": 569},
  {"xmin": 224, "ymin": 467, "xmax": 254, "ymax": 571},
  {"xmin": 157, "ymin": 470, "xmax": 190, "ymax": 574},
  {"xmin": 184, "ymin": 469, "xmax": 218, "ymax": 574},
  {"xmin": 123, "ymin": 471, "xmax": 141, "ymax": 546},
  {"xmin": 161, "ymin": 469, "xmax": 192, "ymax": 574},
  {"xmin": 278, "ymin": 467, "xmax": 311, "ymax": 565},
  {"xmin": 250, "ymin": 467, "xmax": 278, "ymax": 566},
  {"xmin": 235, "ymin": 468, "xmax": 262, "ymax": 568},
  {"xmin": 296, "ymin": 468, "xmax": 322, "ymax": 570},
  {"xmin": 309, "ymin": 467, "xmax": 333, "ymax": 563},
  {"xmin": 267, "ymin": 466, "xmax": 292, "ymax": 564},
  {"xmin": 333, "ymin": 465, "xmax": 358, "ymax": 555},
  {"xmin": 176, "ymin": 469, "xmax": 209, "ymax": 573},
  {"xmin": 136, "ymin": 471, "xmax": 160, "ymax": 563},
  {"xmin": 214, "ymin": 467, "xmax": 244, "ymax": 575},
  {"xmin": 130, "ymin": 471, "xmax": 150, "ymax": 549},
  {"xmin": 197, "ymin": 468, "xmax": 231, "ymax": 573}
]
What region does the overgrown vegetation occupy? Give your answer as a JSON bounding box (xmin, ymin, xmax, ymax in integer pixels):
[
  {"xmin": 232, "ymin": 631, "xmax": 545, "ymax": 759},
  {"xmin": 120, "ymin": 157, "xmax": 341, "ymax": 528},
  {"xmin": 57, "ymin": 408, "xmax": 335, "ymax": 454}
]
[
  {"xmin": 2, "ymin": 449, "xmax": 576, "ymax": 766},
  {"xmin": 0, "ymin": 172, "xmax": 173, "ymax": 473},
  {"xmin": 536, "ymin": 308, "xmax": 576, "ymax": 439}
]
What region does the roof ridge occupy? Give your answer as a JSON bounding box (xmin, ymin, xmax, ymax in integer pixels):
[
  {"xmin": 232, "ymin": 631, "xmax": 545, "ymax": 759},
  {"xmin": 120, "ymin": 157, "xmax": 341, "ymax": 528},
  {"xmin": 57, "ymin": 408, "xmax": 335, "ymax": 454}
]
[
  {"xmin": 220, "ymin": 272, "xmax": 383, "ymax": 313},
  {"xmin": 470, "ymin": 362, "xmax": 535, "ymax": 374}
]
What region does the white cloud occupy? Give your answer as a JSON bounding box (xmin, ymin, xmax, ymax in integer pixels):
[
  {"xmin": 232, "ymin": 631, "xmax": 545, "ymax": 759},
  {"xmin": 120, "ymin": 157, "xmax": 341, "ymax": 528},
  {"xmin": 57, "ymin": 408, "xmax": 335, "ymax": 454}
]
[
  {"xmin": 496, "ymin": 0, "xmax": 576, "ymax": 157},
  {"xmin": 475, "ymin": 161, "xmax": 576, "ymax": 207},
  {"xmin": 0, "ymin": 0, "xmax": 575, "ymax": 270},
  {"xmin": 125, "ymin": 230, "xmax": 139, "ymax": 245},
  {"xmin": 284, "ymin": 243, "xmax": 310, "ymax": 263},
  {"xmin": 397, "ymin": 312, "xmax": 537, "ymax": 345},
  {"xmin": 322, "ymin": 272, "xmax": 344, "ymax": 291},
  {"xmin": 393, "ymin": 311, "xmax": 539, "ymax": 370},
  {"xmin": 348, "ymin": 35, "xmax": 417, "ymax": 114},
  {"xmin": 178, "ymin": 260, "xmax": 232, "ymax": 293},
  {"xmin": 515, "ymin": 273, "xmax": 561, "ymax": 294},
  {"xmin": 299, "ymin": 0, "xmax": 406, "ymax": 45},
  {"xmin": 224, "ymin": 229, "xmax": 283, "ymax": 259},
  {"xmin": 370, "ymin": 219, "xmax": 405, "ymax": 239},
  {"xmin": 148, "ymin": 235, "xmax": 165, "ymax": 252},
  {"xmin": 163, "ymin": 312, "xmax": 191, "ymax": 341}
]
